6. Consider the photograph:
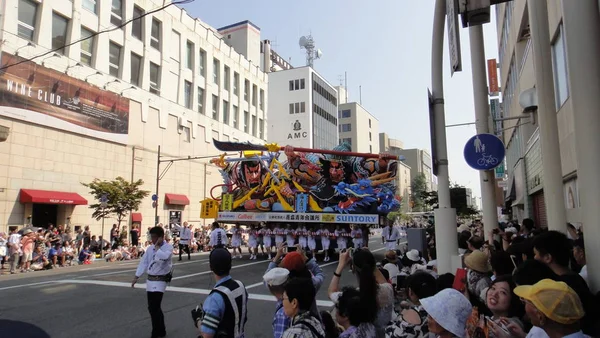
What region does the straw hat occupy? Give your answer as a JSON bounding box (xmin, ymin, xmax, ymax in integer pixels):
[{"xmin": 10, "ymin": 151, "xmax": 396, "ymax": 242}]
[
  {"xmin": 464, "ymin": 250, "xmax": 491, "ymax": 273},
  {"xmin": 385, "ymin": 250, "xmax": 398, "ymax": 263}
]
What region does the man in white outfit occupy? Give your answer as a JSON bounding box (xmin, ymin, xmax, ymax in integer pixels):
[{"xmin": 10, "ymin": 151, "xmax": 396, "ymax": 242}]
[
  {"xmin": 381, "ymin": 223, "xmax": 401, "ymax": 251},
  {"xmin": 132, "ymin": 226, "xmax": 173, "ymax": 338},
  {"xmin": 173, "ymin": 221, "xmax": 193, "ymax": 261},
  {"xmin": 209, "ymin": 222, "xmax": 228, "ymax": 249}
]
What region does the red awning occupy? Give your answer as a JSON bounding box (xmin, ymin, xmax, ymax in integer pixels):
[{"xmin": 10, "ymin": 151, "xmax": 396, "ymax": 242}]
[
  {"xmin": 131, "ymin": 213, "xmax": 143, "ymax": 222},
  {"xmin": 20, "ymin": 189, "xmax": 88, "ymax": 205},
  {"xmin": 164, "ymin": 193, "xmax": 190, "ymax": 205}
]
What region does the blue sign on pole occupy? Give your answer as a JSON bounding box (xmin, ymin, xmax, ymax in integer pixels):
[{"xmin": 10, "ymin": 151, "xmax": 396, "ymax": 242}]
[
  {"xmin": 151, "ymin": 194, "xmax": 158, "ymax": 201},
  {"xmin": 464, "ymin": 133, "xmax": 505, "ymax": 170},
  {"xmin": 100, "ymin": 194, "xmax": 108, "ymax": 203}
]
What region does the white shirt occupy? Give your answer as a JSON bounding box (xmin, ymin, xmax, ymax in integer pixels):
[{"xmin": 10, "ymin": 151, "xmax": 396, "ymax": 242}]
[
  {"xmin": 8, "ymin": 233, "xmax": 21, "ymax": 254},
  {"xmin": 135, "ymin": 242, "xmax": 174, "ymax": 292},
  {"xmin": 382, "ymin": 226, "xmax": 400, "ymax": 241},
  {"xmin": 173, "ymin": 225, "xmax": 192, "ymax": 245},
  {"xmin": 209, "ymin": 228, "xmax": 227, "ymax": 246},
  {"xmin": 274, "ymin": 228, "xmax": 284, "ymax": 243}
]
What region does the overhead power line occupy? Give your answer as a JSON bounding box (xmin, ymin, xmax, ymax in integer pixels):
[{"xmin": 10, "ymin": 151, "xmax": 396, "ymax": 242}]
[{"xmin": 0, "ymin": 0, "xmax": 196, "ymax": 71}]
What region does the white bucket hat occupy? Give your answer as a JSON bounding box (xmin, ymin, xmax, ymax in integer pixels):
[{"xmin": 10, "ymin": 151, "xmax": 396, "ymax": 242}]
[
  {"xmin": 405, "ymin": 249, "xmax": 421, "ymax": 262},
  {"xmin": 420, "ymin": 288, "xmax": 472, "ymax": 338}
]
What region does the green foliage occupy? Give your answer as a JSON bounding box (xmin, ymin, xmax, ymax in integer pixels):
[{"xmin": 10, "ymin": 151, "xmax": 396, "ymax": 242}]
[
  {"xmin": 387, "ymin": 211, "xmax": 403, "ymax": 221},
  {"xmin": 411, "ymin": 173, "xmax": 429, "ymax": 211},
  {"xmin": 82, "ymin": 177, "xmax": 150, "ymax": 227}
]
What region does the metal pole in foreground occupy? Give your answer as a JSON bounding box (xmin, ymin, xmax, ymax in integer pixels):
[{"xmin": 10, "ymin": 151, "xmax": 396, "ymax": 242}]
[
  {"xmin": 154, "ymin": 145, "xmax": 160, "ymax": 226},
  {"xmin": 101, "ymin": 215, "xmax": 105, "ymax": 258},
  {"xmin": 561, "ymin": 0, "xmax": 600, "ymax": 292},
  {"xmin": 527, "ymin": 0, "xmax": 566, "ymax": 233},
  {"xmin": 432, "ymin": 0, "xmax": 459, "ymax": 275},
  {"xmin": 468, "ymin": 25, "xmax": 498, "ymax": 239}
]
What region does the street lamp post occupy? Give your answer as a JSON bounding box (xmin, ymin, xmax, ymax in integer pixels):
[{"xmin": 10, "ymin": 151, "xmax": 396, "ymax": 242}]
[
  {"xmin": 468, "ymin": 25, "xmax": 498, "ymax": 239},
  {"xmin": 431, "ymin": 0, "xmax": 459, "ymax": 275},
  {"xmin": 561, "ymin": 0, "xmax": 600, "ymax": 292}
]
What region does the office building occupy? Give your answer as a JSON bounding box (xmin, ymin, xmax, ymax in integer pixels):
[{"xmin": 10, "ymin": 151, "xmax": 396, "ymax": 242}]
[
  {"xmin": 495, "ymin": 1, "xmax": 578, "ymax": 227},
  {"xmin": 396, "ymin": 148, "xmax": 434, "ymax": 192},
  {"xmin": 267, "ymin": 66, "xmax": 338, "ymax": 150},
  {"xmin": 338, "ymin": 102, "xmax": 379, "ymax": 154},
  {"xmin": 0, "ymin": 0, "xmax": 267, "ymax": 235}
]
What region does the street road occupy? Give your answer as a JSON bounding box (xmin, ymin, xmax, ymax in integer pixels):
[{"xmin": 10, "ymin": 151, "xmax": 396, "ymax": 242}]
[{"xmin": 0, "ymin": 238, "xmax": 400, "ymax": 338}]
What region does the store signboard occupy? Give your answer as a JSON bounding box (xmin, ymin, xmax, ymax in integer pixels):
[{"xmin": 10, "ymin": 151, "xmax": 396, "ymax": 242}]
[{"xmin": 0, "ymin": 52, "xmax": 130, "ymax": 144}]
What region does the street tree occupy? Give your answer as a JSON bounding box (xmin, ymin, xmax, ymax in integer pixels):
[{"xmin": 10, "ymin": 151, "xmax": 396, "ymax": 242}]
[
  {"xmin": 82, "ymin": 177, "xmax": 150, "ymax": 227},
  {"xmin": 411, "ymin": 173, "xmax": 429, "ymax": 211}
]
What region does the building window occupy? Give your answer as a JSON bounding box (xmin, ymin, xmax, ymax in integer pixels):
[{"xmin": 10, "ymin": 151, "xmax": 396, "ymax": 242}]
[
  {"xmin": 259, "ymin": 118, "xmax": 264, "ymax": 139},
  {"xmin": 171, "ymin": 30, "xmax": 180, "ymax": 62},
  {"xmin": 289, "ymin": 103, "xmax": 294, "ymax": 114},
  {"xmin": 109, "ymin": 42, "xmax": 121, "ymax": 78},
  {"xmin": 289, "ymin": 80, "xmax": 294, "ymax": 91},
  {"xmin": 51, "ymin": 13, "xmax": 68, "ymax": 54},
  {"xmin": 300, "ymin": 78, "xmax": 305, "ymax": 89},
  {"xmin": 199, "ymin": 49, "xmax": 206, "ymax": 76},
  {"xmin": 131, "ymin": 6, "xmax": 143, "ymax": 40},
  {"xmin": 212, "ymin": 95, "xmax": 219, "ymax": 120},
  {"xmin": 369, "ymin": 119, "xmax": 372, "ymax": 128},
  {"xmin": 222, "ymin": 100, "xmax": 229, "ymax": 124},
  {"xmin": 197, "ymin": 87, "xmax": 205, "ymax": 114},
  {"xmin": 339, "ymin": 124, "xmax": 351, "ymax": 132},
  {"xmin": 80, "ymin": 27, "xmax": 94, "ymax": 66},
  {"xmin": 186, "ymin": 41, "xmax": 194, "ymax": 70},
  {"xmin": 252, "ymin": 115, "xmax": 257, "ymax": 137},
  {"xmin": 18, "ymin": 0, "xmax": 38, "ymax": 41},
  {"xmin": 259, "ymin": 89, "xmax": 265, "ymax": 110},
  {"xmin": 252, "ymin": 85, "xmax": 257, "ymax": 106},
  {"xmin": 224, "ymin": 66, "xmax": 231, "ymax": 91},
  {"xmin": 233, "ymin": 72, "xmax": 239, "ymax": 95},
  {"xmin": 182, "ymin": 126, "xmax": 190, "ymax": 143},
  {"xmin": 213, "ymin": 58, "xmax": 220, "ymax": 84},
  {"xmin": 184, "ymin": 81, "xmax": 192, "ymax": 109},
  {"xmin": 82, "ymin": 0, "xmax": 97, "ymax": 14},
  {"xmin": 369, "ymin": 132, "xmax": 372, "ymax": 141},
  {"xmin": 130, "ymin": 52, "xmax": 142, "ymax": 86},
  {"xmin": 243, "ymin": 111, "xmax": 249, "ymax": 133},
  {"xmin": 244, "ymin": 79, "xmax": 249, "ymax": 101},
  {"xmin": 110, "ymin": 0, "xmax": 123, "ymax": 26},
  {"xmin": 340, "ymin": 109, "xmax": 351, "ymax": 118},
  {"xmin": 150, "ymin": 18, "xmax": 161, "ymax": 50},
  {"xmin": 301, "ymin": 101, "xmax": 306, "ymax": 113},
  {"xmin": 233, "ymin": 105, "xmax": 239, "ymax": 128},
  {"xmin": 552, "ymin": 24, "xmax": 570, "ymax": 109},
  {"xmin": 370, "ymin": 145, "xmax": 372, "ymax": 153},
  {"xmin": 149, "ymin": 62, "xmax": 161, "ymax": 94}
]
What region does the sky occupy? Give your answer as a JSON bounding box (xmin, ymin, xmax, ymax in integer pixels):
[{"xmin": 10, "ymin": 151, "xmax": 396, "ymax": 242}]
[{"xmin": 181, "ymin": 0, "xmax": 500, "ymax": 205}]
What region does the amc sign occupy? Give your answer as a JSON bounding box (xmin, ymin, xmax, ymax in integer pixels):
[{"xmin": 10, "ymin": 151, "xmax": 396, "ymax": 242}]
[{"xmin": 287, "ymin": 131, "xmax": 308, "ymax": 139}]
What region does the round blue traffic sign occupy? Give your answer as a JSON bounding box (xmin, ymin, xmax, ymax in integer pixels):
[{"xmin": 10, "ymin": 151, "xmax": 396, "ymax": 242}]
[
  {"xmin": 151, "ymin": 194, "xmax": 158, "ymax": 201},
  {"xmin": 464, "ymin": 133, "xmax": 505, "ymax": 170}
]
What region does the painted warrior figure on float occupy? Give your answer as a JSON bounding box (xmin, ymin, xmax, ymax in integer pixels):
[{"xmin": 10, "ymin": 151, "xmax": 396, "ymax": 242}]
[{"xmin": 210, "ymin": 139, "xmax": 402, "ymax": 215}]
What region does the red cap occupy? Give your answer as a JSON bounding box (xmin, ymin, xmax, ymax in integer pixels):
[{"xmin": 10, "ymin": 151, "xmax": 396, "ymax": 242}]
[{"xmin": 280, "ymin": 252, "xmax": 305, "ymax": 272}]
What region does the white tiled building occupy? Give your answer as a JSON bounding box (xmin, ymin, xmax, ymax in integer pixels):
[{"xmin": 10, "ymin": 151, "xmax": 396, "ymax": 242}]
[
  {"xmin": 0, "ymin": 0, "xmax": 267, "ymax": 235},
  {"xmin": 267, "ymin": 66, "xmax": 338, "ymax": 150}
]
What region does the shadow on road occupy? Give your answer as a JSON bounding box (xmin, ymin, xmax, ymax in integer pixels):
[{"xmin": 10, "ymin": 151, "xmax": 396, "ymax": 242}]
[{"xmin": 0, "ymin": 320, "xmax": 51, "ymax": 338}]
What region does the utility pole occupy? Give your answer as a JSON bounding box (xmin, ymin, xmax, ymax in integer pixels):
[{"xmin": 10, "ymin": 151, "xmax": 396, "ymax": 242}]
[
  {"xmin": 561, "ymin": 0, "xmax": 600, "ymax": 292},
  {"xmin": 154, "ymin": 145, "xmax": 160, "ymax": 226},
  {"xmin": 469, "ymin": 25, "xmax": 498, "ymax": 239},
  {"xmin": 431, "ymin": 0, "xmax": 459, "ymax": 275},
  {"xmin": 527, "ymin": 0, "xmax": 566, "ymax": 232}
]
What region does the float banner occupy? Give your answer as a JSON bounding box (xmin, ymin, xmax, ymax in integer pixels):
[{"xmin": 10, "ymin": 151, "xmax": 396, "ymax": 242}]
[
  {"xmin": 217, "ymin": 212, "xmax": 380, "ymax": 224},
  {"xmin": 0, "ymin": 52, "xmax": 129, "ymax": 144}
]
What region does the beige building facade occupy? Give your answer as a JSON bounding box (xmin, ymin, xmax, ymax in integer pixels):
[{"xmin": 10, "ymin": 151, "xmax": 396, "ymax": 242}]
[
  {"xmin": 338, "ymin": 102, "xmax": 380, "ymax": 154},
  {"xmin": 496, "ymin": 1, "xmax": 579, "ymax": 226},
  {"xmin": 0, "ymin": 0, "xmax": 267, "ymax": 236}
]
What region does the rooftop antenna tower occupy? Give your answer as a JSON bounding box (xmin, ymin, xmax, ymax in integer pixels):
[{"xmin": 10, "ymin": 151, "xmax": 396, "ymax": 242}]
[{"xmin": 299, "ymin": 34, "xmax": 322, "ymax": 68}]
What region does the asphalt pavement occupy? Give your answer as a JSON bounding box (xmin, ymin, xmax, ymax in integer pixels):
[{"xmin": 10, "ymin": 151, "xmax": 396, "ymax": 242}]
[{"xmin": 0, "ymin": 238, "xmax": 400, "ymax": 338}]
